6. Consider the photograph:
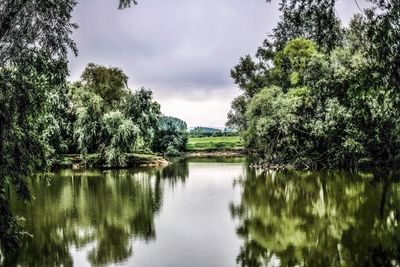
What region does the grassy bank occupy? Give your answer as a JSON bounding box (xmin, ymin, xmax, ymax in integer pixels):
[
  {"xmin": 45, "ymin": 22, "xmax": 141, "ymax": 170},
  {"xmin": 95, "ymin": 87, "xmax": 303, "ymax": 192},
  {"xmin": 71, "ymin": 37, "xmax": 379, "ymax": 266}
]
[{"xmin": 187, "ymin": 136, "xmax": 243, "ymax": 152}]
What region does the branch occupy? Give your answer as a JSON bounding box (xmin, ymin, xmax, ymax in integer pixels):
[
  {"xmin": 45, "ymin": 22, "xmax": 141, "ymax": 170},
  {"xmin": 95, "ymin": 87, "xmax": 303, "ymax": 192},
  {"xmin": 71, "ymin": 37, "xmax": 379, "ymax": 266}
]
[
  {"xmin": 118, "ymin": 0, "xmax": 138, "ymax": 9},
  {"xmin": 0, "ymin": 0, "xmax": 29, "ymax": 41}
]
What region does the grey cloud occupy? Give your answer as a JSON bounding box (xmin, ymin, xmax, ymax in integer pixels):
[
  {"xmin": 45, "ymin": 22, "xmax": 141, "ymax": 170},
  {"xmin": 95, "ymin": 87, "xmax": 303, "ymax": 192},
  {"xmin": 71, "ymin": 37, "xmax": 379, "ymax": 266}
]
[
  {"xmin": 69, "ymin": 0, "xmax": 280, "ymax": 85},
  {"xmin": 68, "ymin": 0, "xmax": 370, "ymax": 126}
]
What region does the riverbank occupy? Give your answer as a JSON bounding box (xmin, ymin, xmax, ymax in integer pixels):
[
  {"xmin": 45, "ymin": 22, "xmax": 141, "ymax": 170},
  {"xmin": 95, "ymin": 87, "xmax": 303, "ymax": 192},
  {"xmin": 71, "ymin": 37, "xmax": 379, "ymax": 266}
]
[
  {"xmin": 56, "ymin": 150, "xmax": 246, "ymax": 170},
  {"xmin": 57, "ymin": 137, "xmax": 246, "ymax": 170},
  {"xmin": 57, "ymin": 153, "xmax": 170, "ymax": 169},
  {"xmin": 185, "ymin": 136, "xmax": 244, "ymax": 158},
  {"xmin": 184, "ymin": 150, "xmax": 244, "ymax": 158}
]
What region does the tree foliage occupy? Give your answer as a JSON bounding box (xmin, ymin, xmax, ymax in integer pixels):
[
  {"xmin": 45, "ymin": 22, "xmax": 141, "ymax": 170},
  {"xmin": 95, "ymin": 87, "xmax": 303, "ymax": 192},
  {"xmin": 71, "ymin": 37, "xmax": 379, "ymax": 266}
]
[
  {"xmin": 70, "ymin": 64, "xmax": 165, "ymax": 166},
  {"xmin": 124, "ymin": 88, "xmax": 161, "ymax": 147},
  {"xmin": 153, "ymin": 116, "xmax": 188, "ymax": 156},
  {"xmin": 272, "ymin": 0, "xmax": 342, "ymax": 52},
  {"xmin": 228, "ymin": 0, "xmax": 400, "ymax": 168},
  {"xmin": 80, "ymin": 63, "xmax": 129, "ymax": 110}
]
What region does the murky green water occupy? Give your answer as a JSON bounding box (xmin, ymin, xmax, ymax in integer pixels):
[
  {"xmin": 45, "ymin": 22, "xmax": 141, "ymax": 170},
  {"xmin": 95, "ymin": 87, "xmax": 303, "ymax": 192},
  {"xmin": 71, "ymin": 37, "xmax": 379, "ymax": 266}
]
[{"xmin": 5, "ymin": 158, "xmax": 400, "ymax": 266}]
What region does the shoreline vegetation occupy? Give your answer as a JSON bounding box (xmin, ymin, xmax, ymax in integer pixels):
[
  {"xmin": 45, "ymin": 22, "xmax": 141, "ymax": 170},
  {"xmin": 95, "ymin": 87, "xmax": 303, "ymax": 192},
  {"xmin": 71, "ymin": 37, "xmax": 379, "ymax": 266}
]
[
  {"xmin": 184, "ymin": 150, "xmax": 244, "ymax": 158},
  {"xmin": 57, "ymin": 151, "xmax": 245, "ymax": 170},
  {"xmin": 57, "ymin": 154, "xmax": 170, "ymax": 169},
  {"xmin": 184, "ymin": 136, "xmax": 244, "ymax": 158},
  {"xmin": 57, "ymin": 135, "xmax": 246, "ymax": 170},
  {"xmin": 53, "ymin": 132, "xmax": 397, "ymax": 171}
]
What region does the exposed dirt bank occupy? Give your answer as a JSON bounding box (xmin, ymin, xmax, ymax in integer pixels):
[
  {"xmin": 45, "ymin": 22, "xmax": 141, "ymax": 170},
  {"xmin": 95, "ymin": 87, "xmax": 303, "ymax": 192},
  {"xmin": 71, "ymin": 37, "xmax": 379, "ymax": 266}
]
[
  {"xmin": 57, "ymin": 154, "xmax": 170, "ymax": 169},
  {"xmin": 184, "ymin": 150, "xmax": 244, "ymax": 158}
]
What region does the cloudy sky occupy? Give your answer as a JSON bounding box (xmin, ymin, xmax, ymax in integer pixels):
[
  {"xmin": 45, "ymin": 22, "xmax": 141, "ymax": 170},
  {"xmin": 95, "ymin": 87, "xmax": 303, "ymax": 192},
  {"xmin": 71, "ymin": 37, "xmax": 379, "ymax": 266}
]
[{"xmin": 69, "ymin": 0, "xmax": 370, "ymax": 128}]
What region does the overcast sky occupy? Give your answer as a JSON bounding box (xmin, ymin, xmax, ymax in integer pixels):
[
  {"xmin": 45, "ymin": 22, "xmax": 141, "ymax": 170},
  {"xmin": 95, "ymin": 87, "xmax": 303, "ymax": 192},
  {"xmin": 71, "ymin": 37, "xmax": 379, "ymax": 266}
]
[{"xmin": 69, "ymin": 0, "xmax": 371, "ymax": 128}]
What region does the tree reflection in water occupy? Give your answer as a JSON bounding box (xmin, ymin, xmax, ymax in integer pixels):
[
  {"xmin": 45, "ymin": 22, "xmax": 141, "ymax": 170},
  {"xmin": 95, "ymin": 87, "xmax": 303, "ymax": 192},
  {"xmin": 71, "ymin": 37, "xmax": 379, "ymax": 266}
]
[
  {"xmin": 232, "ymin": 168, "xmax": 400, "ymax": 267},
  {"xmin": 6, "ymin": 163, "xmax": 188, "ymax": 266},
  {"xmin": 7, "ymin": 161, "xmax": 400, "ymax": 267}
]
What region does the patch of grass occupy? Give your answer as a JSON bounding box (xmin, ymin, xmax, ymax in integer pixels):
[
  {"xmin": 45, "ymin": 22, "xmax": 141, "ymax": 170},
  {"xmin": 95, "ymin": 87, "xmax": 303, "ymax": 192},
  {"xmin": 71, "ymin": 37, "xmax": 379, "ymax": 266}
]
[{"xmin": 187, "ymin": 136, "xmax": 243, "ymax": 151}]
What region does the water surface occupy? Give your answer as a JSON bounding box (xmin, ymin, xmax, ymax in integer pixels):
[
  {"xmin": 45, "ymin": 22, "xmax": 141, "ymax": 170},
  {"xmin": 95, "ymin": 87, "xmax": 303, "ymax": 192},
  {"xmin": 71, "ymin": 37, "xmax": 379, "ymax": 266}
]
[{"xmin": 6, "ymin": 158, "xmax": 400, "ymax": 266}]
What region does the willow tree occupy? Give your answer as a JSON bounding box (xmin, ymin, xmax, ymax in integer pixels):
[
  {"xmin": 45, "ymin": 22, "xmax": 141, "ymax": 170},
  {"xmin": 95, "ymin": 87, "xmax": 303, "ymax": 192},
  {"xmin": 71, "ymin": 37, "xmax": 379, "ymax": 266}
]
[{"xmin": 70, "ymin": 64, "xmax": 161, "ymax": 166}]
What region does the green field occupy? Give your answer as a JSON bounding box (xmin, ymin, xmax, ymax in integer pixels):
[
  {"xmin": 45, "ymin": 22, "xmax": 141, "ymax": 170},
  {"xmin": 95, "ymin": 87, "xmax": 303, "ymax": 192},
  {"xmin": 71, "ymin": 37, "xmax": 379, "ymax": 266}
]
[{"xmin": 187, "ymin": 136, "xmax": 243, "ymax": 151}]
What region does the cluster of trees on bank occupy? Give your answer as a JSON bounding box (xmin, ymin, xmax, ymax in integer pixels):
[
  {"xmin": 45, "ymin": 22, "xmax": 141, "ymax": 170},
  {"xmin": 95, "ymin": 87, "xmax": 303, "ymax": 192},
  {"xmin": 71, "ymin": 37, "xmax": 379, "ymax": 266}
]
[
  {"xmin": 21, "ymin": 61, "xmax": 187, "ymax": 169},
  {"xmin": 227, "ymin": 0, "xmax": 400, "ymax": 169},
  {"xmin": 51, "ymin": 63, "xmax": 188, "ymax": 167}
]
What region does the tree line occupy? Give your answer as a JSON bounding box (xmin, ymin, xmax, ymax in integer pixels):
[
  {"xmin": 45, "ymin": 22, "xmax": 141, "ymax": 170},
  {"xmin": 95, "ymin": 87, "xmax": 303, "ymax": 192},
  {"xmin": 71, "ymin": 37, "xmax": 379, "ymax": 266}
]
[
  {"xmin": 189, "ymin": 127, "xmax": 238, "ymax": 138},
  {"xmin": 227, "ymin": 0, "xmax": 400, "ymax": 169}
]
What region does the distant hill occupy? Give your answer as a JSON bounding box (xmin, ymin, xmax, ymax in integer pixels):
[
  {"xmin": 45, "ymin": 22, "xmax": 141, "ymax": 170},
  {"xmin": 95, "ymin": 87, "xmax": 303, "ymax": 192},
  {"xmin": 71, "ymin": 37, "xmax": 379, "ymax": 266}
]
[
  {"xmin": 189, "ymin": 126, "xmax": 238, "ymax": 137},
  {"xmin": 190, "ymin": 127, "xmax": 222, "ymax": 133}
]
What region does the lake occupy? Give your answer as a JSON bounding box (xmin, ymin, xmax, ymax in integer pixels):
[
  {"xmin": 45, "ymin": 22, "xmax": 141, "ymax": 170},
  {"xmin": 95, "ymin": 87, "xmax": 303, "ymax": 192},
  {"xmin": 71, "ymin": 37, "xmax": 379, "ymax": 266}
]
[{"xmin": 5, "ymin": 158, "xmax": 400, "ymax": 266}]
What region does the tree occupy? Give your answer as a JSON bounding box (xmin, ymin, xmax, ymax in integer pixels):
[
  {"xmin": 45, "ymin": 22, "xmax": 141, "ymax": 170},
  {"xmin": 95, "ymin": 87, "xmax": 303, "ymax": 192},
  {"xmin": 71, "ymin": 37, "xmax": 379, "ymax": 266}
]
[
  {"xmin": 0, "ymin": 55, "xmax": 68, "ymax": 253},
  {"xmin": 153, "ymin": 116, "xmax": 188, "ymax": 155},
  {"xmin": 242, "ymin": 37, "xmax": 385, "ymax": 168},
  {"xmin": 70, "ymin": 65, "xmax": 162, "ymax": 165},
  {"xmin": 272, "ymin": 0, "xmax": 342, "ymax": 52},
  {"xmin": 245, "ymin": 84, "xmax": 314, "ymax": 166},
  {"xmin": 72, "ymin": 86, "xmax": 105, "ymax": 155},
  {"xmin": 81, "ymin": 63, "xmax": 129, "ymax": 110},
  {"xmin": 102, "ymin": 111, "xmax": 140, "ymax": 167},
  {"xmin": 227, "ymin": 0, "xmax": 342, "ymax": 133},
  {"xmin": 273, "ymin": 37, "xmax": 317, "ymax": 88},
  {"xmin": 124, "ymin": 88, "xmax": 161, "ymax": 148}
]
